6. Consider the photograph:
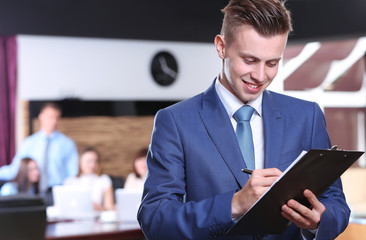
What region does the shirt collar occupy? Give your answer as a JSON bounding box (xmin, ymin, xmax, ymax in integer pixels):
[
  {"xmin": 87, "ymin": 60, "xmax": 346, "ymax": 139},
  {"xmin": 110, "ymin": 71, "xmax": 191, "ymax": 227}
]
[
  {"xmin": 39, "ymin": 130, "xmax": 59, "ymax": 140},
  {"xmin": 215, "ymin": 77, "xmax": 262, "ymax": 119}
]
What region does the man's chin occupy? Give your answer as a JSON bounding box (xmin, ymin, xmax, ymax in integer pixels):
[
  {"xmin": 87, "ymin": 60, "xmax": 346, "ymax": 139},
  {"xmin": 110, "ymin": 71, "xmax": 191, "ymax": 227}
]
[{"xmin": 239, "ymin": 93, "xmax": 261, "ymax": 104}]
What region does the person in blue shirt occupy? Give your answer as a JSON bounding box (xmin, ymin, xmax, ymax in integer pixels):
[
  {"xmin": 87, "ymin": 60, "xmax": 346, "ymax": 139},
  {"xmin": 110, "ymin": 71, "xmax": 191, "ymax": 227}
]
[
  {"xmin": 0, "ymin": 157, "xmax": 40, "ymax": 196},
  {"xmin": 0, "ymin": 102, "xmax": 79, "ymax": 205}
]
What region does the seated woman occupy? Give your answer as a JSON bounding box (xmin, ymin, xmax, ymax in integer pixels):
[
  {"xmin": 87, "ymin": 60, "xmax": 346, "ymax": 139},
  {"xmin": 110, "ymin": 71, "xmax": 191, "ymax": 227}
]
[
  {"xmin": 124, "ymin": 148, "xmax": 148, "ymax": 191},
  {"xmin": 0, "ymin": 157, "xmax": 40, "ymax": 196},
  {"xmin": 64, "ymin": 146, "xmax": 114, "ymax": 211}
]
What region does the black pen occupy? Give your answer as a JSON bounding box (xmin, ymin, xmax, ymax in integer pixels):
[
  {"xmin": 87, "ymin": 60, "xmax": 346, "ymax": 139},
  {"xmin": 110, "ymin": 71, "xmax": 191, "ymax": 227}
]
[{"xmin": 241, "ymin": 168, "xmax": 253, "ymax": 175}]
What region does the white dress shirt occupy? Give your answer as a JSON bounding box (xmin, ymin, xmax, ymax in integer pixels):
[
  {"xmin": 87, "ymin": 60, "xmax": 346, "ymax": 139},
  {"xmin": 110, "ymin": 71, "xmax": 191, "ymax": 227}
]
[
  {"xmin": 215, "ymin": 78, "xmax": 265, "ymax": 169},
  {"xmin": 215, "ymin": 78, "xmax": 318, "ymax": 239}
]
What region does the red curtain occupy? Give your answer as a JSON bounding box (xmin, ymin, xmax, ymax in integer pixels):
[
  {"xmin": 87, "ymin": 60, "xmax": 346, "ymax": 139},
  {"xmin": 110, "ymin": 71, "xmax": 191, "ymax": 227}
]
[{"xmin": 0, "ymin": 36, "xmax": 17, "ymax": 166}]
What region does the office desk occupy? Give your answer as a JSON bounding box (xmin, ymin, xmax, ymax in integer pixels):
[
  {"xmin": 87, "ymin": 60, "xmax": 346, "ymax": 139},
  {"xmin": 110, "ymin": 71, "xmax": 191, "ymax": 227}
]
[{"xmin": 46, "ymin": 219, "xmax": 144, "ymax": 240}]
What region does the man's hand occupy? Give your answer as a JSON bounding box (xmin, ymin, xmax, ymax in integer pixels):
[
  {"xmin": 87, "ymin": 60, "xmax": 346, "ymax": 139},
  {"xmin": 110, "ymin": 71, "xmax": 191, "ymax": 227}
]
[
  {"xmin": 281, "ymin": 189, "xmax": 325, "ymax": 230},
  {"xmin": 231, "ymin": 168, "xmax": 282, "ymax": 218}
]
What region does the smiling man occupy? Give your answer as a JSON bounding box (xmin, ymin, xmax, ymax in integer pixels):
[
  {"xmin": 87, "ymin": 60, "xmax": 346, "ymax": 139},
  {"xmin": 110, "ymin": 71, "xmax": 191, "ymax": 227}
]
[{"xmin": 138, "ymin": 0, "xmax": 350, "ymax": 239}]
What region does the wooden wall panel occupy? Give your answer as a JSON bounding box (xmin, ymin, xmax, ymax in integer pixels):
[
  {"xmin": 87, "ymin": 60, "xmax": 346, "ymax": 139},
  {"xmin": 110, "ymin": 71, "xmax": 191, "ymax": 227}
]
[
  {"xmin": 22, "ymin": 101, "xmax": 29, "ymax": 140},
  {"xmin": 33, "ymin": 116, "xmax": 154, "ymax": 179}
]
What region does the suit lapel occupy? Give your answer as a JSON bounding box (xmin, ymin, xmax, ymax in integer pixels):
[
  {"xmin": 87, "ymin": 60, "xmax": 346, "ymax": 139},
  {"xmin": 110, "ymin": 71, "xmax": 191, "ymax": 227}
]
[
  {"xmin": 262, "ymin": 91, "xmax": 285, "ymax": 168},
  {"xmin": 198, "ymin": 81, "xmax": 249, "ymax": 187}
]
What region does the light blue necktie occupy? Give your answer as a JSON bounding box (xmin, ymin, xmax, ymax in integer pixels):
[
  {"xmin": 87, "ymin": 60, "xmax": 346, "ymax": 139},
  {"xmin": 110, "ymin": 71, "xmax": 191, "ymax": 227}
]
[
  {"xmin": 40, "ymin": 137, "xmax": 50, "ymax": 193},
  {"xmin": 233, "ymin": 105, "xmax": 255, "ymax": 170}
]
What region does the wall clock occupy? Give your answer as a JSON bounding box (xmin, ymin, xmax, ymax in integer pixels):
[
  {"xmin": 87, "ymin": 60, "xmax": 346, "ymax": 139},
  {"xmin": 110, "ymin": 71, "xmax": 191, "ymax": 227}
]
[{"xmin": 151, "ymin": 51, "xmax": 178, "ymax": 86}]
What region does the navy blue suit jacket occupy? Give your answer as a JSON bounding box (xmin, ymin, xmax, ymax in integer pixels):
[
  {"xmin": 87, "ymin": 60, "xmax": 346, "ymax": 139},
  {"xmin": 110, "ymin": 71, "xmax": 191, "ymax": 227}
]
[{"xmin": 138, "ymin": 81, "xmax": 350, "ymax": 240}]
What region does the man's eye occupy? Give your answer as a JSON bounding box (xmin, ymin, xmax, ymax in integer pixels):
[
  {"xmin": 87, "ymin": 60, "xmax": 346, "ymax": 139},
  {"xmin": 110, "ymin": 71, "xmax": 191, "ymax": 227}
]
[
  {"xmin": 244, "ymin": 59, "xmax": 255, "ymax": 64},
  {"xmin": 267, "ymin": 61, "xmax": 278, "ymax": 67}
]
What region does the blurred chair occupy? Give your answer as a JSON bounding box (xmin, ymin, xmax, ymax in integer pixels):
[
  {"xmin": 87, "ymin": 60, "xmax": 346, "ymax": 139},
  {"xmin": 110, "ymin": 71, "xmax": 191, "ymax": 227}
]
[
  {"xmin": 0, "ymin": 194, "xmax": 47, "ymax": 240},
  {"xmin": 109, "ymin": 175, "xmax": 125, "ymax": 202}
]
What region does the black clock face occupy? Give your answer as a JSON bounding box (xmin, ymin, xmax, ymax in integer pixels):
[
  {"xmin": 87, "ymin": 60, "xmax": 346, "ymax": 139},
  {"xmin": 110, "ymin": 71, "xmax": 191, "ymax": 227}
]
[{"xmin": 151, "ymin": 51, "xmax": 178, "ymax": 86}]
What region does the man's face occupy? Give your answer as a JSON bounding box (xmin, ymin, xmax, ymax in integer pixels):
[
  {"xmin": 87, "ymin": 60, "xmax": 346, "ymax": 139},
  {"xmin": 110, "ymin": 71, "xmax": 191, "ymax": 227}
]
[
  {"xmin": 215, "ymin": 25, "xmax": 288, "ymax": 103},
  {"xmin": 38, "ymin": 107, "xmax": 61, "ymax": 134}
]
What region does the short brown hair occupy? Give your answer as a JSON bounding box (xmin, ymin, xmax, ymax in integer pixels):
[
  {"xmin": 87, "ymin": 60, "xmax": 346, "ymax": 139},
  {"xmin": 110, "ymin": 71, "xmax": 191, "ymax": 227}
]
[
  {"xmin": 221, "ymin": 0, "xmax": 293, "ymax": 46},
  {"xmin": 39, "ymin": 102, "xmax": 62, "ymax": 114}
]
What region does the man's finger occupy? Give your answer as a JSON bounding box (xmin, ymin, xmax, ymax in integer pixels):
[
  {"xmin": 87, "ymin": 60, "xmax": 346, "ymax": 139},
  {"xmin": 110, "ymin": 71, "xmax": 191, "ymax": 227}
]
[
  {"xmin": 252, "ymin": 168, "xmax": 282, "ymax": 177},
  {"xmin": 304, "ymin": 189, "xmax": 325, "ymax": 213}
]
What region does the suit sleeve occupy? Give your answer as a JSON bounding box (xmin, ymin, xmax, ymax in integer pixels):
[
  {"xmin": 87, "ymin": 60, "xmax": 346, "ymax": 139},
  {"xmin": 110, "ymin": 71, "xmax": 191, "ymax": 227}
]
[
  {"xmin": 137, "ymin": 108, "xmax": 235, "ymax": 240},
  {"xmin": 302, "ymin": 103, "xmax": 350, "ymax": 240}
]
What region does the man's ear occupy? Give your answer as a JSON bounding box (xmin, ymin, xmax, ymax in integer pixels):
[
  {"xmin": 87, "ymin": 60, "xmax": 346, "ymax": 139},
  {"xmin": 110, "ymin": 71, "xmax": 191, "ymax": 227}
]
[{"xmin": 214, "ymin": 35, "xmax": 225, "ymax": 59}]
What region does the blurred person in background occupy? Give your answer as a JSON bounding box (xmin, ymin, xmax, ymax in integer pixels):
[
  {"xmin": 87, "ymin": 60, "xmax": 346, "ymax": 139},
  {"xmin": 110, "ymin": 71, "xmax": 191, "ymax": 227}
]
[
  {"xmin": 64, "ymin": 146, "xmax": 114, "ymax": 211},
  {"xmin": 0, "ymin": 102, "xmax": 78, "ymax": 206},
  {"xmin": 124, "ymin": 148, "xmax": 148, "ymax": 191},
  {"xmin": 0, "ymin": 157, "xmax": 40, "ymax": 196}
]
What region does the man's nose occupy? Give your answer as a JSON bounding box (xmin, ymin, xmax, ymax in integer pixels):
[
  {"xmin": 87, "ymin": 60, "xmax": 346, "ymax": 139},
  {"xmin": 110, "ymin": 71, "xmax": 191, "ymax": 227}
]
[{"xmin": 250, "ymin": 64, "xmax": 266, "ymax": 83}]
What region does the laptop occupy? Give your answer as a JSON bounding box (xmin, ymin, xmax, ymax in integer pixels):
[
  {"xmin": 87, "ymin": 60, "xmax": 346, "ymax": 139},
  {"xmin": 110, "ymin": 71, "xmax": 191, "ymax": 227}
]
[
  {"xmin": 115, "ymin": 189, "xmax": 143, "ymax": 223},
  {"xmin": 52, "ymin": 185, "xmax": 96, "ymax": 219}
]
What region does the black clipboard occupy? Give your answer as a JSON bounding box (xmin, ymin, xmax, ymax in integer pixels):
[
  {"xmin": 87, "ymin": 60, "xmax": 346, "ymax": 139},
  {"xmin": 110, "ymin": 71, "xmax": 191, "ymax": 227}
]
[{"xmin": 227, "ymin": 148, "xmax": 364, "ymax": 235}]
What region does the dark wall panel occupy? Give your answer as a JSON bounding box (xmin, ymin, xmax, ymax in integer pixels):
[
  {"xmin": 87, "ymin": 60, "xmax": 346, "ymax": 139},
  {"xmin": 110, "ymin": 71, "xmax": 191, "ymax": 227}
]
[
  {"xmin": 0, "ymin": 0, "xmax": 227, "ymax": 42},
  {"xmin": 287, "ymin": 0, "xmax": 366, "ymax": 42},
  {"xmin": 0, "ymin": 0, "xmax": 365, "ymax": 42}
]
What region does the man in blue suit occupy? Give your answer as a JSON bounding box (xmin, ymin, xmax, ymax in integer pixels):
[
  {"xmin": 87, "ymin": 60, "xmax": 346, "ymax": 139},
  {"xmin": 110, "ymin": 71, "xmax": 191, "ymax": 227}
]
[{"xmin": 138, "ymin": 0, "xmax": 350, "ymax": 239}]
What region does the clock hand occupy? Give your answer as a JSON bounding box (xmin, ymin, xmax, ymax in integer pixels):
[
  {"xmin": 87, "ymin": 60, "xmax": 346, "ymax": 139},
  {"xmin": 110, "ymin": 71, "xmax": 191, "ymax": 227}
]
[{"xmin": 159, "ymin": 56, "xmax": 177, "ymax": 79}]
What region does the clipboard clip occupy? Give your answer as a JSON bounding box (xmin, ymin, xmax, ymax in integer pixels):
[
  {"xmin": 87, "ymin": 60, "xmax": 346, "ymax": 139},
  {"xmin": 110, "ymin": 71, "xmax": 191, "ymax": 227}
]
[{"xmin": 330, "ymin": 145, "xmax": 338, "ymax": 151}]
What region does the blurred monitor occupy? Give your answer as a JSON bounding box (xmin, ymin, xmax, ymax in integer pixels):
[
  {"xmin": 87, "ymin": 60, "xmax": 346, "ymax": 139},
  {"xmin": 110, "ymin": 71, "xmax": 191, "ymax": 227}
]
[
  {"xmin": 0, "ymin": 195, "xmax": 46, "ymax": 240},
  {"xmin": 52, "ymin": 185, "xmax": 96, "ymax": 219},
  {"xmin": 115, "ymin": 189, "xmax": 142, "ymax": 223}
]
